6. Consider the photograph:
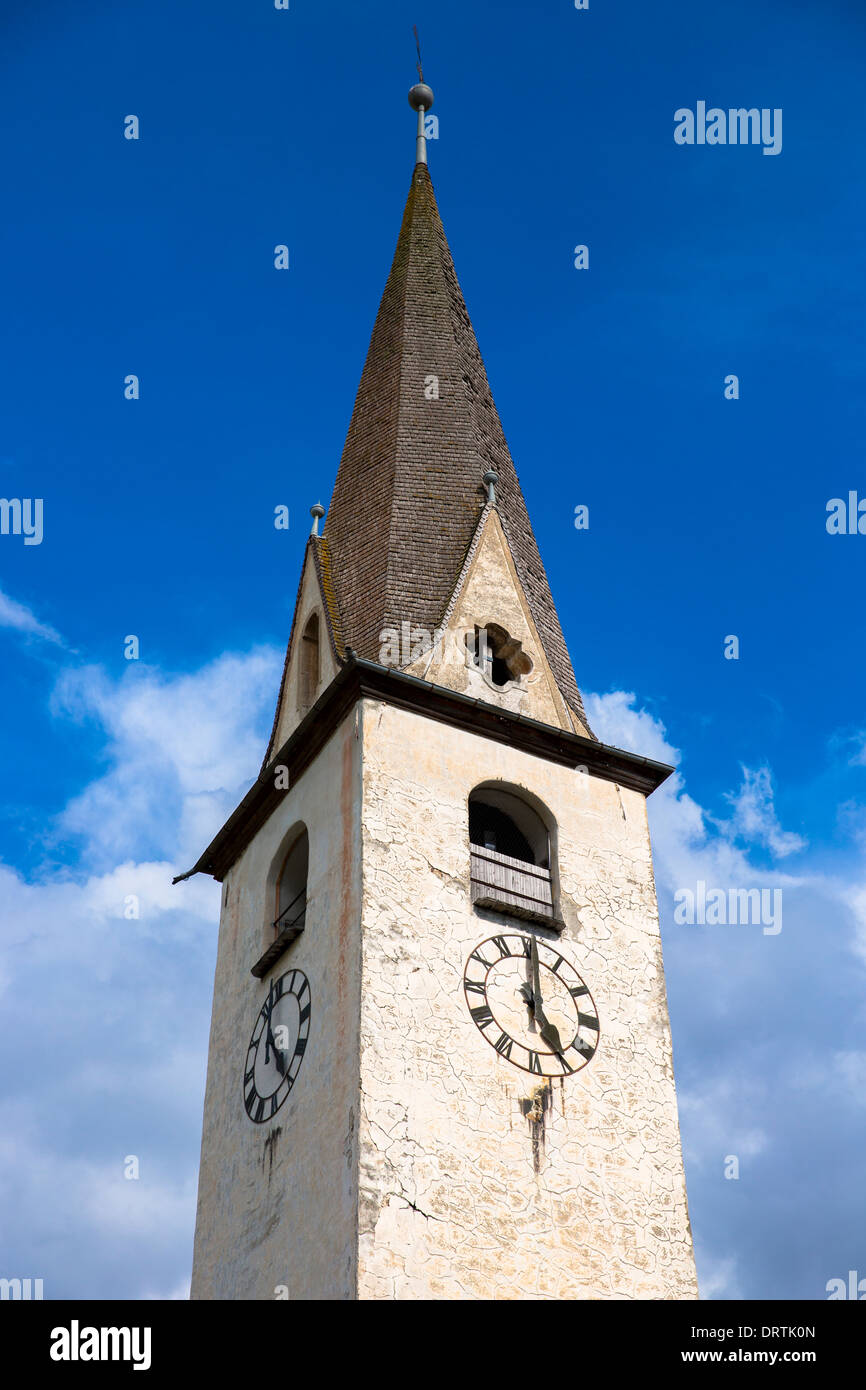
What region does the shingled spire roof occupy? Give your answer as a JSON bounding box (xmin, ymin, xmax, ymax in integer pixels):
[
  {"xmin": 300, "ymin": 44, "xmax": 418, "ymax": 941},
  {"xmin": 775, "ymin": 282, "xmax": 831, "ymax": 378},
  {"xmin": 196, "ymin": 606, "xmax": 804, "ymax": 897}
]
[{"xmin": 322, "ymin": 151, "xmax": 590, "ymax": 731}]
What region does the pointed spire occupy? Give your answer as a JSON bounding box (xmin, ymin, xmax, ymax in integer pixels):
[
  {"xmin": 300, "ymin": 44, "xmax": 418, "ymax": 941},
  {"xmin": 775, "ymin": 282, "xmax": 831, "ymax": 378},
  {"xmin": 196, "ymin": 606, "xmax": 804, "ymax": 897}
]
[{"xmin": 320, "ymin": 76, "xmax": 590, "ymax": 731}]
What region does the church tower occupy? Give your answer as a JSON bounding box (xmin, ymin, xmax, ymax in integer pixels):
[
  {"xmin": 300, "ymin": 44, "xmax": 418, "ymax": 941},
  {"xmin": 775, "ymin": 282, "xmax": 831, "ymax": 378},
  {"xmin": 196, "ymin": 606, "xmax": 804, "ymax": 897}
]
[{"xmin": 184, "ymin": 76, "xmax": 698, "ymax": 1301}]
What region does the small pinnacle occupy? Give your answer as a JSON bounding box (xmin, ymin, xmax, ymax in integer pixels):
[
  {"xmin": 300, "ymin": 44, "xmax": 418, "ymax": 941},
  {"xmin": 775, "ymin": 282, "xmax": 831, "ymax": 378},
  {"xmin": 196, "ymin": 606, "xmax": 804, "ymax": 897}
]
[{"xmin": 483, "ymin": 470, "xmax": 499, "ymax": 506}]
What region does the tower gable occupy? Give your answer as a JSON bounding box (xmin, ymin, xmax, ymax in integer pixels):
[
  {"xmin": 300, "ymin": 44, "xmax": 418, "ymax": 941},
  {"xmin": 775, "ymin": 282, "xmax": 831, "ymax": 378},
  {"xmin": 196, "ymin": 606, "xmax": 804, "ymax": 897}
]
[
  {"xmin": 265, "ymin": 539, "xmax": 343, "ymax": 762},
  {"xmin": 403, "ymin": 506, "xmax": 590, "ymax": 737}
]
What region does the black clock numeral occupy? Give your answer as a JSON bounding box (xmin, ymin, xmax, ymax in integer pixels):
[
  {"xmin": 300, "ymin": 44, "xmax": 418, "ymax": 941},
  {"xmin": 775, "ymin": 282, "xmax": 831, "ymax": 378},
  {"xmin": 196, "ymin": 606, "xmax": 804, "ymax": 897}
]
[
  {"xmin": 577, "ymin": 1012, "xmax": 599, "ymax": 1031},
  {"xmin": 548, "ymin": 953, "xmax": 565, "ymax": 974},
  {"xmin": 244, "ymin": 1086, "xmax": 256, "ymax": 1112},
  {"xmin": 269, "ymin": 1094, "xmax": 280, "ymax": 1117},
  {"xmin": 558, "ymin": 1050, "xmax": 577, "ymax": 1074},
  {"xmin": 465, "ymin": 979, "xmax": 486, "ymax": 996},
  {"xmin": 294, "ymin": 1035, "xmax": 307, "ymax": 1059},
  {"xmin": 569, "ymin": 983, "xmax": 590, "ymax": 1000},
  {"xmin": 254, "ymin": 1096, "xmax": 266, "ymax": 1123},
  {"xmin": 470, "ymin": 948, "xmax": 492, "ymax": 968},
  {"xmin": 494, "ymin": 1032, "xmax": 513, "ymax": 1058},
  {"xmin": 527, "ymin": 1050, "xmax": 543, "ymax": 1075},
  {"xmin": 519, "ymin": 936, "xmax": 532, "ymax": 957},
  {"xmin": 244, "ymin": 1064, "xmax": 255, "ymax": 1086},
  {"xmin": 299, "ymin": 1003, "xmax": 311, "ymax": 1025},
  {"xmin": 491, "ymin": 935, "xmax": 512, "ymax": 959},
  {"xmin": 470, "ymin": 1004, "xmax": 494, "ymax": 1030}
]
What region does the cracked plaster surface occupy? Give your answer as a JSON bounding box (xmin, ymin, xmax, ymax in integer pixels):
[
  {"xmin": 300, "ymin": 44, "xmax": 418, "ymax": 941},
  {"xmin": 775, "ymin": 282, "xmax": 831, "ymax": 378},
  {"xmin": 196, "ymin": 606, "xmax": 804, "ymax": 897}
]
[{"xmin": 356, "ymin": 700, "xmax": 697, "ymax": 1300}]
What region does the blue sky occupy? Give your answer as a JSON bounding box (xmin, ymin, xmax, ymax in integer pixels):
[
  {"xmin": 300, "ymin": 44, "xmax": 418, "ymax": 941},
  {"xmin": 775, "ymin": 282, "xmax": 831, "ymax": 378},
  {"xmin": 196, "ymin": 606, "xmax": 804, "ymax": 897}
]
[{"xmin": 1, "ymin": 0, "xmax": 865, "ymax": 1299}]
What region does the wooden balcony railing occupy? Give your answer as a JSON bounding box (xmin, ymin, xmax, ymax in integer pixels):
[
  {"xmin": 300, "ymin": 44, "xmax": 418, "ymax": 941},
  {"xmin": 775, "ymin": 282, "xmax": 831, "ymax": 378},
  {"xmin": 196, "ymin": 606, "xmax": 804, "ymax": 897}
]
[{"xmin": 470, "ymin": 844, "xmax": 555, "ymax": 923}]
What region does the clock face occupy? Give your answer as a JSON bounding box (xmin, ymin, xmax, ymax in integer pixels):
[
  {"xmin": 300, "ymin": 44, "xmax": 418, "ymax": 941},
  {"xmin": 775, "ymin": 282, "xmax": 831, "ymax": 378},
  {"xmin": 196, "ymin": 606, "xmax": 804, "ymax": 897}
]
[
  {"xmin": 243, "ymin": 969, "xmax": 310, "ymax": 1123},
  {"xmin": 463, "ymin": 932, "xmax": 599, "ymax": 1077}
]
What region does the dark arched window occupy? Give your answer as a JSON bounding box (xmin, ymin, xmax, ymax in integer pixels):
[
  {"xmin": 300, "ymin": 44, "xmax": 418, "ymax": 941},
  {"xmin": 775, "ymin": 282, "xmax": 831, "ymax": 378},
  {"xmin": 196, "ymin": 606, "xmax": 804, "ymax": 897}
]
[
  {"xmin": 275, "ymin": 831, "xmax": 308, "ymax": 934},
  {"xmin": 298, "ymin": 613, "xmax": 320, "ymax": 713},
  {"xmin": 253, "ymin": 828, "xmax": 309, "ymax": 979},
  {"xmin": 469, "ymin": 785, "xmax": 555, "ymax": 922}
]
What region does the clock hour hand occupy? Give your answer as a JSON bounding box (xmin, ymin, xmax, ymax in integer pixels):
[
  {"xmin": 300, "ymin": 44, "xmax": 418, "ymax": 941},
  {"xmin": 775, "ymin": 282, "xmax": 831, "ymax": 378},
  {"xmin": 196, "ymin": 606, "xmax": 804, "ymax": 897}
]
[
  {"xmin": 535, "ymin": 1010, "xmax": 565, "ymax": 1055},
  {"xmin": 264, "ymin": 1016, "xmax": 288, "ymax": 1075},
  {"xmin": 519, "ymin": 936, "xmax": 543, "ymax": 1012}
]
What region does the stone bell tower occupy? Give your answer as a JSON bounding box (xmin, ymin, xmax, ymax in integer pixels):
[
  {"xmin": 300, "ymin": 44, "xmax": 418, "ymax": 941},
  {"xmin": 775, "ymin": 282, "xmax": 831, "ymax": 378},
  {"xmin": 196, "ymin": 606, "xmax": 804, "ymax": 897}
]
[{"xmin": 183, "ymin": 73, "xmax": 698, "ymax": 1301}]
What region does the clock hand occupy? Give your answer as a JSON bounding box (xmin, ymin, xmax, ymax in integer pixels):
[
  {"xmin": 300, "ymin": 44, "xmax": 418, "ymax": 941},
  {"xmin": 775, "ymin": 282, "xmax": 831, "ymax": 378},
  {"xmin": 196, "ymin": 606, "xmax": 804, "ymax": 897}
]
[
  {"xmin": 530, "ymin": 936, "xmax": 542, "ymax": 1010},
  {"xmin": 265, "ymin": 1017, "xmax": 288, "ymax": 1075},
  {"xmin": 529, "ymin": 936, "xmax": 566, "ymax": 1053},
  {"xmin": 535, "ymin": 1010, "xmax": 565, "ymax": 1055},
  {"xmin": 263, "ymin": 981, "xmax": 287, "ymax": 1075}
]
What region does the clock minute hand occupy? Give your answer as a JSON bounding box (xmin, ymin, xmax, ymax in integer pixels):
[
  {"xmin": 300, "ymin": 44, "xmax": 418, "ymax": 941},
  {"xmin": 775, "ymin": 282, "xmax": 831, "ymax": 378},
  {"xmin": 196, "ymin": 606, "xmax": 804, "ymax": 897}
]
[
  {"xmin": 530, "ymin": 936, "xmax": 565, "ymax": 1054},
  {"xmin": 530, "ymin": 936, "xmax": 542, "ymax": 1010}
]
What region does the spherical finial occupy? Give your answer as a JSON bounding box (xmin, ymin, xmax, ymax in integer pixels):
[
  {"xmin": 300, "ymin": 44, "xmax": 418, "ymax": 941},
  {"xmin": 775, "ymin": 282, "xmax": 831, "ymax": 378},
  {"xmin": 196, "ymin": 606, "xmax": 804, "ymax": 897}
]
[
  {"xmin": 483, "ymin": 470, "xmax": 499, "ymax": 505},
  {"xmin": 408, "ymin": 82, "xmax": 434, "ymax": 112}
]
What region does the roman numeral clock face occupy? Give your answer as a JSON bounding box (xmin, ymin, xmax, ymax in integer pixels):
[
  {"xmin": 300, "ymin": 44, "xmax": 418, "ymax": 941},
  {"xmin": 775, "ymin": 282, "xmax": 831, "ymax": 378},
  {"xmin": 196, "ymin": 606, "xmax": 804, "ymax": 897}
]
[
  {"xmin": 243, "ymin": 969, "xmax": 310, "ymax": 1123},
  {"xmin": 463, "ymin": 933, "xmax": 599, "ymax": 1077}
]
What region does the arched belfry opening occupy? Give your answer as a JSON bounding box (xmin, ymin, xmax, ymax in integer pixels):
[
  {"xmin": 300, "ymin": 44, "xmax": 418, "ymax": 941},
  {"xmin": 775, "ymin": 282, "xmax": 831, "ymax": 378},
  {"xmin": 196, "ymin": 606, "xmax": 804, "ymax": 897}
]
[
  {"xmin": 252, "ymin": 826, "xmax": 309, "ymax": 979},
  {"xmin": 276, "ymin": 830, "xmax": 308, "ymax": 933},
  {"xmin": 298, "ymin": 613, "xmax": 320, "ymax": 714},
  {"xmin": 468, "ymin": 784, "xmax": 556, "ymax": 923}
]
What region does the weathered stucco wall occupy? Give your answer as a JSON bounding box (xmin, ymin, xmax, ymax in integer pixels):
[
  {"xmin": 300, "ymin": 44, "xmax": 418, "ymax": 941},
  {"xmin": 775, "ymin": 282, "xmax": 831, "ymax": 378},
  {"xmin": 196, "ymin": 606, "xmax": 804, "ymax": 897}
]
[
  {"xmin": 190, "ymin": 710, "xmax": 362, "ymax": 1300},
  {"xmin": 356, "ymin": 699, "xmax": 697, "ymax": 1300}
]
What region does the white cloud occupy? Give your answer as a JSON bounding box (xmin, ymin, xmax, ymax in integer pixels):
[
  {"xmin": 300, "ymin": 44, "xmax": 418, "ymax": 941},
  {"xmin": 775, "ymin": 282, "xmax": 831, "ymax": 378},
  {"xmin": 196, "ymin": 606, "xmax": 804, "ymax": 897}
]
[
  {"xmin": 586, "ymin": 691, "xmax": 798, "ymax": 902},
  {"xmin": 0, "ymin": 644, "xmax": 282, "ymax": 1297},
  {"xmin": 50, "ymin": 647, "xmax": 281, "ymax": 870},
  {"xmin": 0, "ymin": 586, "xmax": 64, "ymax": 646},
  {"xmin": 830, "ymin": 1051, "xmax": 866, "ymax": 1103},
  {"xmin": 718, "ymin": 766, "xmax": 806, "ymax": 859},
  {"xmin": 696, "ymin": 1251, "xmax": 742, "ymax": 1300},
  {"xmin": 678, "ymin": 1077, "xmax": 769, "ymax": 1170}
]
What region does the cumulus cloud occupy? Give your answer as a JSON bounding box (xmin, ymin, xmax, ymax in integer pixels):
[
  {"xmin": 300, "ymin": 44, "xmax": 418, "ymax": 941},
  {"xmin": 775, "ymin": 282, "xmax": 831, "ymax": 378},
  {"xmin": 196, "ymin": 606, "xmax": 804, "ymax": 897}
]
[
  {"xmin": 587, "ymin": 688, "xmax": 866, "ymax": 1300},
  {"xmin": 585, "ymin": 691, "xmax": 800, "ymax": 901},
  {"xmin": 0, "ymin": 644, "xmax": 281, "ymax": 1297},
  {"xmin": 50, "ymin": 647, "xmax": 281, "ymax": 871}
]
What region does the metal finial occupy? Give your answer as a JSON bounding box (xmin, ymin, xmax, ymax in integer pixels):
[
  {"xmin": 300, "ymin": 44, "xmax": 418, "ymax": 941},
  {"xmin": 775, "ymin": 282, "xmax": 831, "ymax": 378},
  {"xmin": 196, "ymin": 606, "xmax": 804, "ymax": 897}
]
[
  {"xmin": 483, "ymin": 470, "xmax": 499, "ymax": 505},
  {"xmin": 408, "ymin": 29, "xmax": 434, "ymax": 167},
  {"xmin": 310, "ymin": 502, "xmax": 325, "ymax": 537},
  {"xmin": 414, "ymin": 24, "xmax": 423, "ymax": 82}
]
